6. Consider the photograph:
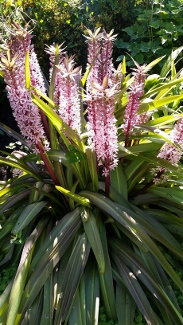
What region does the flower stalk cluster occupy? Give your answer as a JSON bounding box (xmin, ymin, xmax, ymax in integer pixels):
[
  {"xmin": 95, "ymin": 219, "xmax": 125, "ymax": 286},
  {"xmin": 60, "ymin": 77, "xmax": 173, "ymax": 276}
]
[
  {"xmin": 1, "ymin": 24, "xmax": 122, "ymax": 192},
  {"xmin": 85, "ymin": 28, "xmax": 119, "ymax": 186},
  {"xmin": 0, "ymin": 23, "xmax": 49, "ymax": 152}
]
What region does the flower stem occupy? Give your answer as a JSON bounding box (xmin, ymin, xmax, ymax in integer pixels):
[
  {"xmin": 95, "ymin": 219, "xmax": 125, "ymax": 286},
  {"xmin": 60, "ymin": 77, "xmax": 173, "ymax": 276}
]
[
  {"xmin": 37, "ymin": 142, "xmax": 60, "ymax": 185},
  {"xmin": 39, "ymin": 110, "xmax": 50, "ymax": 142},
  {"xmin": 138, "ymin": 169, "xmax": 165, "ymax": 195},
  {"xmin": 105, "ymin": 157, "xmax": 110, "ymax": 197}
]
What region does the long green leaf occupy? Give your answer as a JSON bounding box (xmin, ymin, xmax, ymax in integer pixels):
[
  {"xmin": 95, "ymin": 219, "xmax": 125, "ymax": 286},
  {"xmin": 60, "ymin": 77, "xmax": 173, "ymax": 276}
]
[
  {"xmin": 0, "ymin": 190, "xmax": 30, "ymax": 214},
  {"xmin": 138, "ymin": 94, "xmax": 183, "ymax": 113},
  {"xmin": 145, "ymin": 77, "xmax": 183, "ymax": 98},
  {"xmin": 131, "ymin": 205, "xmax": 183, "ymax": 259},
  {"xmin": 68, "ymin": 288, "xmax": 84, "ymax": 325},
  {"xmin": 110, "ymin": 239, "xmax": 183, "ymax": 324},
  {"xmin": 18, "ymin": 210, "xmax": 81, "ymax": 322},
  {"xmin": 31, "ymin": 94, "xmax": 84, "ymax": 150},
  {"xmin": 148, "ymin": 186, "xmax": 183, "ymax": 207},
  {"xmin": 113, "ymin": 256, "xmax": 159, "ymax": 325},
  {"xmin": 85, "ymin": 148, "xmax": 98, "ymax": 192},
  {"xmin": 110, "ymin": 163, "xmax": 127, "ymax": 200},
  {"xmin": 0, "ymin": 279, "xmax": 14, "ymax": 310},
  {"xmin": 54, "ymin": 234, "xmax": 90, "ymax": 324},
  {"xmin": 85, "ymin": 259, "xmax": 100, "ymax": 325},
  {"xmin": 81, "ymin": 207, "xmax": 105, "ymax": 274},
  {"xmin": 0, "ymin": 122, "xmax": 32, "ymax": 149},
  {"xmin": 56, "ymin": 186, "xmax": 91, "ymax": 208},
  {"xmin": 144, "ymin": 114, "xmax": 181, "ymax": 127},
  {"xmin": 0, "ymin": 300, "xmax": 9, "ymax": 325},
  {"xmin": 115, "ymin": 282, "xmax": 136, "ymax": 325},
  {"xmin": 26, "ymin": 290, "xmax": 43, "ymax": 325},
  {"xmin": 12, "ymin": 201, "xmax": 48, "ymax": 234},
  {"xmin": 80, "ymin": 191, "xmax": 183, "ymax": 294},
  {"xmin": 97, "ymin": 213, "xmax": 117, "ymax": 320},
  {"xmin": 160, "ymin": 46, "xmax": 183, "ymax": 77},
  {"xmin": 6, "ymin": 222, "xmax": 44, "ymax": 325},
  {"xmin": 30, "ymin": 208, "xmax": 81, "ymax": 271},
  {"xmin": 0, "ymin": 157, "xmax": 40, "ymax": 180},
  {"xmin": 40, "ymin": 276, "xmax": 52, "ymax": 325}
]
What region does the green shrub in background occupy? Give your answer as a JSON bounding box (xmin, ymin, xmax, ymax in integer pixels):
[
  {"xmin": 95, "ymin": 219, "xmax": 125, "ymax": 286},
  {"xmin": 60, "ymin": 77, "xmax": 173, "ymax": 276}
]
[
  {"xmin": 0, "ymin": 0, "xmax": 137, "ymax": 75},
  {"xmin": 116, "ymin": 0, "xmax": 183, "ymax": 69},
  {"xmin": 2, "ymin": 0, "xmax": 183, "ymax": 73}
]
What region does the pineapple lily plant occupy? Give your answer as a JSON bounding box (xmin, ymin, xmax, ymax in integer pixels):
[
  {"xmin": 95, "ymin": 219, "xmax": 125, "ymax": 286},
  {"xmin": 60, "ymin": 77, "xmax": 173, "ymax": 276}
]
[{"xmin": 0, "ymin": 22, "xmax": 183, "ymax": 325}]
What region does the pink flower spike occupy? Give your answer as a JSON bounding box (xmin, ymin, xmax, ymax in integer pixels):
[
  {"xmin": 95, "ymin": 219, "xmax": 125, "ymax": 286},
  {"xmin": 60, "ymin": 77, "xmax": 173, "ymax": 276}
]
[
  {"xmin": 85, "ymin": 28, "xmax": 117, "ymax": 92},
  {"xmin": 123, "ymin": 64, "xmax": 146, "ymax": 146},
  {"xmin": 0, "ymin": 24, "xmax": 49, "ymax": 152},
  {"xmin": 45, "ymin": 43, "xmax": 66, "ymax": 105},
  {"xmin": 85, "ymin": 29, "xmax": 120, "ymax": 181},
  {"xmin": 86, "ymin": 81, "xmax": 118, "ymax": 177},
  {"xmin": 56, "ymin": 55, "xmax": 82, "ymax": 134},
  {"xmin": 158, "ymin": 117, "xmax": 183, "ymax": 165}
]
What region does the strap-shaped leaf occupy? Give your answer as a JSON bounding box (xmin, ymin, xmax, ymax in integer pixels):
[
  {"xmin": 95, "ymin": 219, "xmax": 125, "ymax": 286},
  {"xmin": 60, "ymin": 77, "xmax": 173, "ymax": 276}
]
[
  {"xmin": 31, "ymin": 94, "xmax": 84, "ymax": 151},
  {"xmin": 110, "ymin": 164, "xmax": 127, "ymax": 200},
  {"xmin": 26, "ymin": 291, "xmax": 43, "ymax": 325},
  {"xmin": 69, "ymin": 261, "xmax": 100, "ymax": 325},
  {"xmin": 68, "ymin": 288, "xmax": 84, "ymax": 325},
  {"xmin": 160, "ymin": 46, "xmax": 183, "ymax": 77},
  {"xmin": 0, "ymin": 190, "xmax": 30, "ymax": 214},
  {"xmin": 30, "ymin": 208, "xmax": 81, "ymax": 271},
  {"xmin": 17, "ymin": 209, "xmax": 81, "ymax": 323},
  {"xmin": 12, "ymin": 201, "xmax": 48, "ymax": 234},
  {"xmin": 85, "ymin": 259, "xmax": 100, "ymax": 325},
  {"xmin": 81, "ymin": 207, "xmax": 105, "ymax": 274},
  {"xmin": 113, "ymin": 256, "xmax": 160, "ymax": 325},
  {"xmin": 97, "ymin": 213, "xmax": 116, "ymax": 320},
  {"xmin": 138, "ymin": 94, "xmax": 183, "ymax": 113},
  {"xmin": 110, "ymin": 238, "xmax": 183, "ymax": 323},
  {"xmin": 40, "ymin": 276, "xmax": 52, "ymax": 325},
  {"xmin": 6, "ymin": 220, "xmax": 46, "ymax": 325},
  {"xmin": 115, "ymin": 282, "xmax": 136, "ymax": 325},
  {"xmin": 80, "ymin": 191, "xmax": 183, "ymax": 294},
  {"xmin": 54, "ymin": 234, "xmax": 90, "ymax": 324},
  {"xmin": 56, "ymin": 186, "xmax": 91, "ymax": 208},
  {"xmin": 145, "ymin": 76, "xmax": 183, "ymax": 98},
  {"xmin": 130, "ymin": 205, "xmax": 183, "ymax": 257}
]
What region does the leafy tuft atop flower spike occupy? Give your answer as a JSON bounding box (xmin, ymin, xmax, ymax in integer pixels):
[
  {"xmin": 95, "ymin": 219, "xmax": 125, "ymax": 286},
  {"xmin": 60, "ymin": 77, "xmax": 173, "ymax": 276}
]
[
  {"xmin": 84, "ymin": 27, "xmax": 117, "ymax": 92},
  {"xmin": 45, "ymin": 43, "xmax": 66, "ymax": 105}
]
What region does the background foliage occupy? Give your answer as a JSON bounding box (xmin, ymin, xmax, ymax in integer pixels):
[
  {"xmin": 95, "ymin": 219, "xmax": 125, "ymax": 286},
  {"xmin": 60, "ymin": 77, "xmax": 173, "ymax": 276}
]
[
  {"xmin": 1, "ymin": 0, "xmax": 183, "ymax": 72},
  {"xmin": 0, "ymin": 0, "xmax": 136, "ymax": 75},
  {"xmin": 116, "ymin": 0, "xmax": 183, "ymax": 68}
]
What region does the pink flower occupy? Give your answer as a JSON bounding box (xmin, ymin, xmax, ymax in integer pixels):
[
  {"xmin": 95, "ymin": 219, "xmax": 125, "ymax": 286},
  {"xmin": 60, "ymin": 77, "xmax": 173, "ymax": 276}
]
[
  {"xmin": 45, "ymin": 43, "xmax": 66, "ymax": 105},
  {"xmin": 86, "ymin": 79, "xmax": 118, "ymax": 176},
  {"xmin": 85, "ymin": 28, "xmax": 117, "ymax": 92},
  {"xmin": 56, "ymin": 55, "xmax": 82, "ymax": 133},
  {"xmin": 0, "ymin": 24, "xmax": 49, "ymax": 152},
  {"xmin": 158, "ymin": 117, "xmax": 183, "ymax": 165},
  {"xmin": 85, "ymin": 29, "xmax": 119, "ymax": 175},
  {"xmin": 123, "ymin": 64, "xmax": 146, "ymax": 146}
]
